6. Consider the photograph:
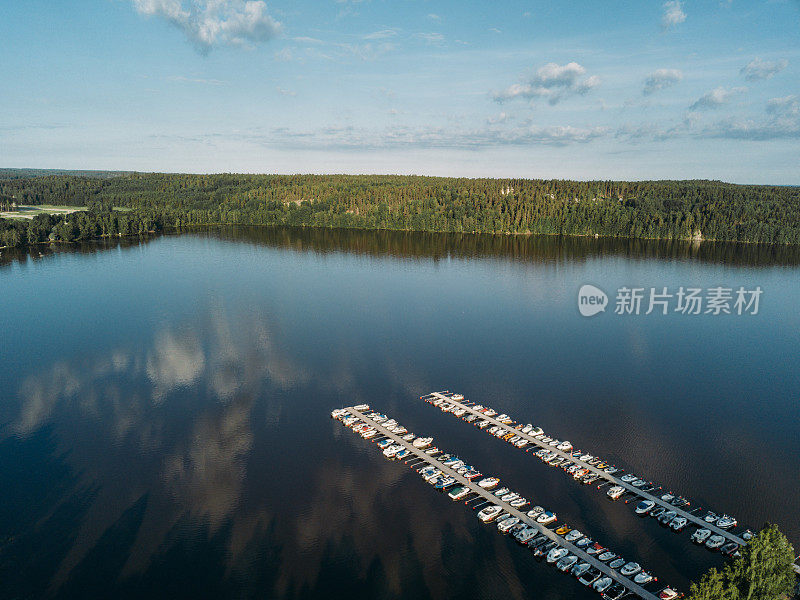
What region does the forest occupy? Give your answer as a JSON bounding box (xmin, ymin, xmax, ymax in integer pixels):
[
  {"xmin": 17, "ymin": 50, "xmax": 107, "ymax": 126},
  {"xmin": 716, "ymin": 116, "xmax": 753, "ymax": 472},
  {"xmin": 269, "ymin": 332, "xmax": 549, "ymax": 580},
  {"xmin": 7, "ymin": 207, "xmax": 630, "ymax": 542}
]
[{"xmin": 1, "ymin": 172, "xmax": 800, "ymax": 248}]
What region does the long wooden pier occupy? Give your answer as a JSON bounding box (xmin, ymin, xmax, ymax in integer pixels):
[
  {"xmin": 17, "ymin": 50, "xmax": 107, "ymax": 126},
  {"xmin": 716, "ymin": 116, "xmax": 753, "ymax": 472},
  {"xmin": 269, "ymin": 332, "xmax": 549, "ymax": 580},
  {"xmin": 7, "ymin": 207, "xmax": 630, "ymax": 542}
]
[
  {"xmin": 425, "ymin": 391, "xmax": 747, "ymax": 548},
  {"xmin": 343, "ymin": 405, "xmax": 666, "ymax": 600}
]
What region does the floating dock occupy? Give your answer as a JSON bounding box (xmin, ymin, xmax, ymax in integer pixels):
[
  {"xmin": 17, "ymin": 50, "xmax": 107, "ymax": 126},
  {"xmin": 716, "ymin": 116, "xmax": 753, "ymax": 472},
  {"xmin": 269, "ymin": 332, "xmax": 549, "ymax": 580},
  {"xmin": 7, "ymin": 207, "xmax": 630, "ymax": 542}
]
[
  {"xmin": 424, "ymin": 391, "xmax": 748, "ymax": 549},
  {"xmin": 337, "ymin": 405, "xmax": 675, "ymax": 600}
]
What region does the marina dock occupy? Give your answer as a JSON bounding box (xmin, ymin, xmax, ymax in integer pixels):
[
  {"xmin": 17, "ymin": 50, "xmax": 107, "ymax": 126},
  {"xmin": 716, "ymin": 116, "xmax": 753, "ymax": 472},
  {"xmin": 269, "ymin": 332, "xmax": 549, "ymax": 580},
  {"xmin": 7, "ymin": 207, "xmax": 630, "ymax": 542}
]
[
  {"xmin": 340, "ymin": 405, "xmax": 671, "ymax": 600},
  {"xmin": 424, "ymin": 391, "xmax": 748, "ymax": 548}
]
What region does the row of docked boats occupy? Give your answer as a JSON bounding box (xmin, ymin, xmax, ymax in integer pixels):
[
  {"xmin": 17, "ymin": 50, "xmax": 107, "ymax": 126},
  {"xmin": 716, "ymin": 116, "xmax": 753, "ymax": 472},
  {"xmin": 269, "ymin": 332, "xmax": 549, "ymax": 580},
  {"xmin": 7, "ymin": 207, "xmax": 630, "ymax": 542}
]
[
  {"xmin": 478, "ymin": 506, "xmax": 680, "ymax": 599},
  {"xmin": 422, "ymin": 391, "xmax": 746, "ymax": 553},
  {"xmin": 631, "ymin": 499, "xmax": 745, "ymax": 556},
  {"xmin": 333, "ymin": 404, "xmax": 679, "ymax": 600}
]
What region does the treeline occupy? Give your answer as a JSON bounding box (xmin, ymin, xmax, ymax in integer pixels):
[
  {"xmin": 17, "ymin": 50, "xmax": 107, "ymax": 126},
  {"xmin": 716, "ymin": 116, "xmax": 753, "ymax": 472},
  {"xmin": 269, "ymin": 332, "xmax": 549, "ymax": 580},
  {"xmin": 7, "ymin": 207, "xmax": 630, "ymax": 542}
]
[
  {"xmin": 0, "ymin": 201, "xmax": 162, "ymax": 248},
  {"xmin": 2, "ymin": 173, "xmax": 800, "ymax": 245},
  {"xmin": 687, "ymin": 524, "xmax": 796, "ymax": 600}
]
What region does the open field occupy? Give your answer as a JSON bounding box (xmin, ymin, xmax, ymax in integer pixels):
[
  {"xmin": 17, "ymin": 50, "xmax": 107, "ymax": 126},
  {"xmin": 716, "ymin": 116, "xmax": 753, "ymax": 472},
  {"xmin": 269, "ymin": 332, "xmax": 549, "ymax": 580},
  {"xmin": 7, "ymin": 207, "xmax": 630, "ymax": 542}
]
[{"xmin": 0, "ymin": 205, "xmax": 87, "ymax": 220}]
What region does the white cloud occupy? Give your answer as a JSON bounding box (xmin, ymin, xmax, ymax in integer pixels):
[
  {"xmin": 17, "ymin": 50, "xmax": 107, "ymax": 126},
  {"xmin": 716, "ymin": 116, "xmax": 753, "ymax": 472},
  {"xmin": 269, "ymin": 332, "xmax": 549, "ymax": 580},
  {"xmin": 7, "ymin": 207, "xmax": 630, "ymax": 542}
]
[
  {"xmin": 146, "ymin": 330, "xmax": 205, "ymax": 400},
  {"xmin": 494, "ymin": 62, "xmax": 600, "ymax": 105},
  {"xmin": 689, "ymin": 86, "xmax": 746, "ymax": 110},
  {"xmin": 740, "ymin": 57, "xmax": 789, "ymax": 81},
  {"xmin": 643, "ymin": 68, "xmax": 683, "ymax": 95},
  {"xmin": 131, "ymin": 0, "xmax": 281, "ymax": 53},
  {"xmin": 213, "ymin": 121, "xmax": 608, "ymax": 150},
  {"xmin": 706, "ymin": 116, "xmax": 800, "ymax": 140},
  {"xmin": 363, "ymin": 29, "xmax": 398, "ymax": 40},
  {"xmin": 661, "ymin": 1, "xmax": 686, "ymax": 28},
  {"xmin": 766, "ymin": 95, "xmax": 799, "ymax": 116},
  {"xmin": 166, "ymin": 75, "xmax": 225, "ymax": 86},
  {"xmin": 413, "ymin": 32, "xmax": 445, "ymax": 44}
]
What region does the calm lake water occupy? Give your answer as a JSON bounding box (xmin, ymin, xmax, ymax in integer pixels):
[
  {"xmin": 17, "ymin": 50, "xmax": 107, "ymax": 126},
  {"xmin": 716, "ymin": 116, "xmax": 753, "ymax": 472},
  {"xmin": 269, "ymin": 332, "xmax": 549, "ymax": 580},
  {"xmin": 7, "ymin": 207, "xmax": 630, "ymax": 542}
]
[{"xmin": 1, "ymin": 227, "xmax": 799, "ymax": 600}]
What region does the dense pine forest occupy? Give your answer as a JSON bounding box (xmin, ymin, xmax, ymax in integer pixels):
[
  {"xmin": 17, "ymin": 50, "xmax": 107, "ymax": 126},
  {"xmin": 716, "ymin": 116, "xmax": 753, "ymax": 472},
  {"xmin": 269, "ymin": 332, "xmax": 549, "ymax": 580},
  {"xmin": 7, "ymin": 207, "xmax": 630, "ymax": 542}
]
[{"xmin": 1, "ymin": 172, "xmax": 799, "ymax": 248}]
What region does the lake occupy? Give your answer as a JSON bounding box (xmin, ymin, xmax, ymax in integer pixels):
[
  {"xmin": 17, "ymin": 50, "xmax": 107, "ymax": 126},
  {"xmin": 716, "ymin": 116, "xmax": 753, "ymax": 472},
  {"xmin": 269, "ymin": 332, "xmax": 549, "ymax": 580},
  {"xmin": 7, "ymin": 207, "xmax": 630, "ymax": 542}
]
[{"xmin": 1, "ymin": 227, "xmax": 798, "ymax": 599}]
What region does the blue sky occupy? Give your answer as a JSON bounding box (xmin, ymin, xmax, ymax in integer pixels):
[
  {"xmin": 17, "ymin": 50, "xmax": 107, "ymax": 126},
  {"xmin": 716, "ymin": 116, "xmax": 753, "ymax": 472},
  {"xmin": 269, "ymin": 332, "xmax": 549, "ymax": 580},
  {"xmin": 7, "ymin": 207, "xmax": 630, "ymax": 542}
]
[{"xmin": 1, "ymin": 0, "xmax": 798, "ymax": 183}]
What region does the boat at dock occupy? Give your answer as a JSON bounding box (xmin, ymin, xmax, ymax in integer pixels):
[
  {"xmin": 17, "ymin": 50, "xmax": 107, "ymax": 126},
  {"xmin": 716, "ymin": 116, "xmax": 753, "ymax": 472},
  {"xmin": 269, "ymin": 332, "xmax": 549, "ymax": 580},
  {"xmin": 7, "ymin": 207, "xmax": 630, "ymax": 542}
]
[{"xmin": 607, "ymin": 486, "xmax": 625, "ymax": 500}]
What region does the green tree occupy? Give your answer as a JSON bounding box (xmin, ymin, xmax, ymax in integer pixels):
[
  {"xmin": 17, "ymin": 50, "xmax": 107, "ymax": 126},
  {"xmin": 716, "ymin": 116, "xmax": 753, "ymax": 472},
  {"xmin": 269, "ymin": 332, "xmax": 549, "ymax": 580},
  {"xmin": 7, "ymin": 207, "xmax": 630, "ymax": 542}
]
[
  {"xmin": 688, "ymin": 525, "xmax": 796, "ymax": 600},
  {"xmin": 730, "ymin": 524, "xmax": 796, "ymax": 600},
  {"xmin": 688, "ymin": 567, "xmax": 736, "ymax": 600}
]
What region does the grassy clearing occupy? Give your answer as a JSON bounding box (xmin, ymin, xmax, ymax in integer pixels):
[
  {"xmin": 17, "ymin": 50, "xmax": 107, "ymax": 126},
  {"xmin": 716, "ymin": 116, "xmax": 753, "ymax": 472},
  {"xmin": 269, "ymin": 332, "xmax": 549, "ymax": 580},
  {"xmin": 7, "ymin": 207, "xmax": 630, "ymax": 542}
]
[{"xmin": 0, "ymin": 205, "xmax": 87, "ymax": 220}]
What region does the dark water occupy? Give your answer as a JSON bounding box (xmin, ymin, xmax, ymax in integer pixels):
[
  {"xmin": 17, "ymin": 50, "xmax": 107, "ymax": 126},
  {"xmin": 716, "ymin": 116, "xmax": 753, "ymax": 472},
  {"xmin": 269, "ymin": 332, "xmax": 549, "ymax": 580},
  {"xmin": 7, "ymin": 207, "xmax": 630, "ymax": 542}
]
[{"xmin": 1, "ymin": 227, "xmax": 798, "ymax": 600}]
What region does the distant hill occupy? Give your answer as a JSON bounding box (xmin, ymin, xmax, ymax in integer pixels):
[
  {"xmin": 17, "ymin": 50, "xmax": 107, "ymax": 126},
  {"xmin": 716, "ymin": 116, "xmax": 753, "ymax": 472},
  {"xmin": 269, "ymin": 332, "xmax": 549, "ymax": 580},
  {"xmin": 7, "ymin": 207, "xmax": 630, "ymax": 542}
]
[
  {"xmin": 2, "ymin": 172, "xmax": 799, "ymax": 245},
  {"xmin": 0, "ymin": 168, "xmax": 128, "ymax": 180}
]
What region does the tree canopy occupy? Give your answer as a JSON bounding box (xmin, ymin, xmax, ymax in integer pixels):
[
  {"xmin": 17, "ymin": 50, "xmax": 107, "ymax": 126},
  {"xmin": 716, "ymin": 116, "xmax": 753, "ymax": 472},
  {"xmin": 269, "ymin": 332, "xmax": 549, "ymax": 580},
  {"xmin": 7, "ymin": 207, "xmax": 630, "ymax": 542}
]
[
  {"xmin": 687, "ymin": 525, "xmax": 796, "ymax": 600},
  {"xmin": 2, "ymin": 173, "xmax": 800, "ymax": 248}
]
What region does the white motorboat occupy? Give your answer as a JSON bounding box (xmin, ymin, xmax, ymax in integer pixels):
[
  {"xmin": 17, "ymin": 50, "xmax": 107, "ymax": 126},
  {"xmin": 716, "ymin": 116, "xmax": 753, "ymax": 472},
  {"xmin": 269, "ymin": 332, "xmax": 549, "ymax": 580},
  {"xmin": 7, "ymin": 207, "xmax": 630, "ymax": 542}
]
[
  {"xmin": 563, "ymin": 529, "xmax": 583, "ymax": 543},
  {"xmin": 692, "ymin": 528, "xmax": 711, "ymax": 543},
  {"xmin": 498, "ymin": 516, "xmax": 520, "ymax": 533},
  {"xmin": 670, "ymin": 516, "xmax": 688, "ymax": 531},
  {"xmin": 353, "ymin": 404, "xmax": 370, "ymax": 411},
  {"xmin": 703, "ymin": 511, "xmax": 719, "ymax": 524},
  {"xmin": 516, "ymin": 528, "xmax": 538, "ymax": 544},
  {"xmin": 423, "ymin": 469, "xmax": 442, "ymax": 482},
  {"xmin": 448, "ymin": 486, "xmax": 470, "ymax": 500},
  {"xmin": 377, "ymin": 439, "xmax": 392, "ymax": 449},
  {"xmin": 412, "ymin": 436, "xmax": 433, "ymax": 449},
  {"xmin": 425, "ymin": 447, "xmax": 440, "ymax": 455},
  {"xmin": 706, "ymin": 534, "xmax": 725, "ymax": 550},
  {"xmin": 493, "ymin": 487, "xmax": 510, "ymax": 497},
  {"xmin": 557, "ymin": 555, "xmax": 579, "ymax": 572},
  {"xmin": 571, "ymin": 562, "xmax": 591, "ymax": 577},
  {"xmin": 620, "ymin": 474, "xmax": 638, "ymax": 483},
  {"xmin": 620, "ymin": 562, "xmax": 641, "ymax": 576},
  {"xmin": 537, "ymin": 511, "xmax": 557, "ymax": 525},
  {"xmin": 383, "ymin": 444, "xmax": 403, "ymax": 458},
  {"xmin": 634, "ymin": 571, "xmax": 653, "ymax": 585},
  {"xmin": 716, "ymin": 515, "xmax": 737, "ymax": 529},
  {"xmin": 509, "ymin": 497, "xmax": 528, "ymax": 508},
  {"xmin": 658, "ymin": 588, "xmax": 679, "ymax": 600},
  {"xmin": 634, "ymin": 500, "xmax": 655, "ymax": 515},
  {"xmin": 557, "ymin": 441, "xmax": 573, "ymax": 451},
  {"xmin": 547, "ymin": 547, "xmax": 569, "ymax": 564},
  {"xmin": 521, "ymin": 424, "xmax": 533, "ymax": 434},
  {"xmin": 477, "ymin": 505, "xmax": 503, "ymax": 522},
  {"xmin": 609, "ymin": 557, "xmax": 626, "ymax": 570},
  {"xmin": 593, "ymin": 577, "xmax": 613, "ymax": 593},
  {"xmin": 598, "ymin": 551, "xmax": 617, "ymax": 562},
  {"xmin": 402, "ymin": 433, "xmax": 415, "ymax": 442},
  {"xmin": 527, "ymin": 506, "xmax": 545, "ymax": 519},
  {"xmin": 500, "ymin": 492, "xmax": 519, "ymax": 502},
  {"xmin": 607, "ymin": 486, "xmax": 625, "ymax": 500}
]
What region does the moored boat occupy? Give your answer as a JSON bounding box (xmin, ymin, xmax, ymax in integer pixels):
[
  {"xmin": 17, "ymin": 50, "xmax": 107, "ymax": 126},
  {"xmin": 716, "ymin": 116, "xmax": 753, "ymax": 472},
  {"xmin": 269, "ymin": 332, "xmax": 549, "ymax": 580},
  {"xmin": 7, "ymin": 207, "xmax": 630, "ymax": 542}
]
[
  {"xmin": 477, "ymin": 505, "xmax": 503, "ymax": 522},
  {"xmin": 692, "ymin": 528, "xmax": 711, "ymax": 544},
  {"xmin": 716, "ymin": 514, "xmax": 737, "ymax": 529},
  {"xmin": 620, "ymin": 562, "xmax": 641, "ymax": 577},
  {"xmin": 634, "ymin": 571, "xmax": 653, "ymax": 585},
  {"xmin": 607, "ymin": 486, "xmax": 625, "ymax": 500}
]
